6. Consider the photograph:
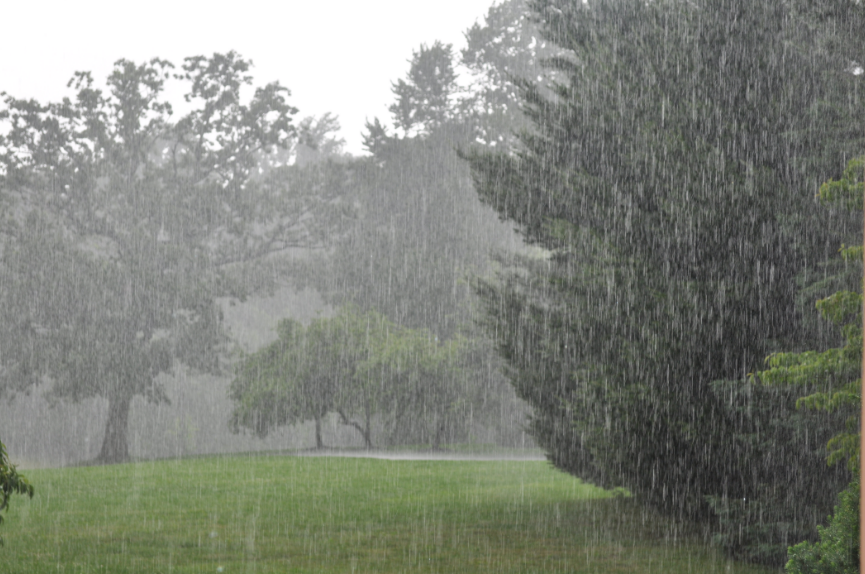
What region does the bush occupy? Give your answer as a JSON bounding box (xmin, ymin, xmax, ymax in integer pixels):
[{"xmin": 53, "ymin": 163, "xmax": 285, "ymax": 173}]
[
  {"xmin": 786, "ymin": 479, "xmax": 859, "ymax": 574},
  {"xmin": 0, "ymin": 439, "xmax": 34, "ymax": 545},
  {"xmin": 705, "ymin": 381, "xmax": 849, "ymax": 565}
]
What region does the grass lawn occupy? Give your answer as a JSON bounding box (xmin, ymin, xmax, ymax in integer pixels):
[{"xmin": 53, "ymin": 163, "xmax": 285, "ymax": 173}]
[{"xmin": 2, "ymin": 455, "xmax": 775, "ymax": 573}]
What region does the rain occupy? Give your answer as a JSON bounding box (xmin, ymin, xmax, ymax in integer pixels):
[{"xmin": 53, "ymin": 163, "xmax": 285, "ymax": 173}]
[{"xmin": 0, "ymin": 0, "xmax": 862, "ymax": 572}]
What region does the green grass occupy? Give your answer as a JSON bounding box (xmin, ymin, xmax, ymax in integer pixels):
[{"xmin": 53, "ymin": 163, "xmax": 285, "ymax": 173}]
[{"xmin": 2, "ymin": 455, "xmax": 775, "ymax": 573}]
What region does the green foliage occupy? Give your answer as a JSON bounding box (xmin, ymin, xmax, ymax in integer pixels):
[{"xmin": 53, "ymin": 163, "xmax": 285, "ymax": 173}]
[
  {"xmin": 460, "ymin": 0, "xmax": 561, "ymax": 146},
  {"xmin": 817, "ymin": 157, "xmax": 864, "ymax": 213},
  {"xmin": 389, "ymin": 41, "xmax": 458, "ymax": 135},
  {"xmin": 785, "ymin": 479, "xmax": 860, "ymax": 574},
  {"xmin": 231, "ymin": 307, "xmax": 390, "ymax": 446},
  {"xmin": 0, "ymin": 440, "xmax": 33, "ymax": 545},
  {"xmin": 230, "ymin": 307, "xmax": 488, "ymax": 448},
  {"xmin": 704, "ymin": 380, "xmax": 849, "ymax": 565},
  {"xmin": 748, "ymin": 157, "xmax": 862, "ymax": 571},
  {"xmin": 707, "ymin": 157, "xmax": 862, "ymax": 565},
  {"xmin": 318, "ymin": 126, "xmax": 509, "ymax": 339},
  {"xmin": 461, "ymin": 0, "xmax": 863, "ymax": 566},
  {"xmin": 0, "ymin": 53, "xmax": 333, "ymax": 463},
  {"xmin": 755, "ymin": 156, "xmax": 862, "ymax": 473},
  {"xmin": 757, "ymin": 308, "xmax": 860, "ymax": 471},
  {"xmin": 229, "ymin": 318, "xmax": 311, "ymax": 438},
  {"xmin": 310, "ymin": 118, "xmax": 525, "ymax": 446},
  {"xmin": 326, "ymin": 10, "xmax": 540, "ymax": 446}
]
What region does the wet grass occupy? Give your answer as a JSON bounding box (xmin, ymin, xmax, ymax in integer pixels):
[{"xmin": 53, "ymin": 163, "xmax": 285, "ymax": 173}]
[{"xmin": 2, "ymin": 455, "xmax": 775, "ymax": 573}]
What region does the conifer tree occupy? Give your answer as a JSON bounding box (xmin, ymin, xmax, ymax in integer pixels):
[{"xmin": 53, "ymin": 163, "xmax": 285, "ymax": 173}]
[{"xmin": 461, "ymin": 0, "xmax": 863, "ymax": 563}]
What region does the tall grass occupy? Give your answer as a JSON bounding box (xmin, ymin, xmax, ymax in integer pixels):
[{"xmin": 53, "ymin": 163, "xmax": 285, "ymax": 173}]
[{"xmin": 2, "ymin": 455, "xmax": 774, "ymax": 573}]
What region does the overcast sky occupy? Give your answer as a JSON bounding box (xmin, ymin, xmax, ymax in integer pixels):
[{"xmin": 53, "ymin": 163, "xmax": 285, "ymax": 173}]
[{"xmin": 1, "ymin": 0, "xmax": 499, "ymax": 155}]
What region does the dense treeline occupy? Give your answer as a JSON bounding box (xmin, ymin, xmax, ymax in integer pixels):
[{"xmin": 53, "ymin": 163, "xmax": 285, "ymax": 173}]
[{"xmin": 274, "ymin": 11, "xmax": 549, "ymax": 445}]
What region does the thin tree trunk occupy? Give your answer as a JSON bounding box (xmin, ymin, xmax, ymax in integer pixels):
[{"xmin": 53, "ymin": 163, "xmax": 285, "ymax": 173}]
[
  {"xmin": 433, "ymin": 420, "xmax": 445, "ymax": 451},
  {"xmin": 336, "ymin": 409, "xmax": 372, "ymax": 449},
  {"xmin": 97, "ymin": 393, "xmax": 131, "ymax": 464},
  {"xmin": 314, "ymin": 415, "xmax": 324, "ymax": 449},
  {"xmin": 363, "ymin": 404, "xmax": 372, "ymax": 450},
  {"xmin": 361, "ymin": 425, "xmax": 372, "ymax": 450}
]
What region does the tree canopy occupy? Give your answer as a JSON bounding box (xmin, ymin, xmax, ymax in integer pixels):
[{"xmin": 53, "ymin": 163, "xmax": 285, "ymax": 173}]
[
  {"xmin": 230, "ymin": 306, "xmax": 491, "ymax": 449},
  {"xmin": 389, "ymin": 41, "xmax": 459, "ymax": 136},
  {"xmin": 0, "ymin": 53, "xmax": 338, "ymax": 463},
  {"xmin": 754, "ymin": 157, "xmax": 862, "ymax": 572},
  {"xmin": 460, "ymin": 0, "xmax": 863, "ymax": 564}
]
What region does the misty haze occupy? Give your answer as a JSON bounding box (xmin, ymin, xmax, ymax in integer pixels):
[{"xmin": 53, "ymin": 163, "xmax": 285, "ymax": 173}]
[{"xmin": 0, "ymin": 0, "xmax": 862, "ymax": 572}]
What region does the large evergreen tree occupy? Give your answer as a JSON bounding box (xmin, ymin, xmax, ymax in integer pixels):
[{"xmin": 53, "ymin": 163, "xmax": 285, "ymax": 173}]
[{"xmin": 461, "ymin": 0, "xmax": 863, "ymax": 563}]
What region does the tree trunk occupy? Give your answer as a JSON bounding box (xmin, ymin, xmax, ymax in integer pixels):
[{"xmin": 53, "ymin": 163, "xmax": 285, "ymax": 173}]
[
  {"xmin": 363, "ymin": 405, "xmax": 372, "ymax": 450},
  {"xmin": 360, "ymin": 424, "xmax": 372, "ymax": 450},
  {"xmin": 97, "ymin": 393, "xmax": 131, "ymax": 464},
  {"xmin": 432, "ymin": 420, "xmax": 445, "ymax": 451},
  {"xmin": 337, "ymin": 409, "xmax": 373, "ymax": 449},
  {"xmin": 314, "ymin": 415, "xmax": 324, "ymax": 449}
]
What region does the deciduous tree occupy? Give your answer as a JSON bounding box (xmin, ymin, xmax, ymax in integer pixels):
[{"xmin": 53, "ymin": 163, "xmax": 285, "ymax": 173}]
[
  {"xmin": 389, "ymin": 41, "xmax": 459, "ymax": 136},
  {"xmin": 0, "ymin": 53, "xmax": 334, "ymax": 463},
  {"xmin": 230, "ymin": 307, "xmax": 489, "ymax": 449}
]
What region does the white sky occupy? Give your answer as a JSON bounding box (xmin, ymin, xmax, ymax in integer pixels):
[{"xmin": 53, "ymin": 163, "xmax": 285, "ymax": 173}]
[{"xmin": 0, "ymin": 0, "xmax": 499, "ymax": 156}]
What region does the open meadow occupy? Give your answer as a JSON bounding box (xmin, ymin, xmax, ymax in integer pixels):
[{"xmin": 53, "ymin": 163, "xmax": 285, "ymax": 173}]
[{"xmin": 2, "ymin": 455, "xmax": 776, "ymax": 573}]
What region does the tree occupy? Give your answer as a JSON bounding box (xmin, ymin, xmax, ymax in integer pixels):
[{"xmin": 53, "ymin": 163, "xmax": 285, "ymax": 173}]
[
  {"xmin": 460, "ymin": 0, "xmax": 561, "ymax": 146},
  {"xmin": 230, "ymin": 318, "xmax": 330, "ymax": 448},
  {"xmin": 310, "ymin": 126, "xmax": 527, "ymax": 443},
  {"xmin": 377, "ymin": 4, "xmax": 558, "ymax": 148},
  {"xmin": 294, "ymin": 112, "xmax": 346, "ymax": 167},
  {"xmin": 320, "ymin": 127, "xmax": 504, "ymax": 338},
  {"xmin": 389, "ymin": 41, "xmax": 459, "ymax": 136},
  {"xmin": 351, "ymin": 321, "xmax": 481, "ymax": 449},
  {"xmin": 230, "ymin": 306, "xmax": 489, "ymax": 449},
  {"xmin": 343, "ymin": 9, "xmax": 550, "ymax": 337},
  {"xmin": 318, "ymin": 28, "xmax": 538, "ymax": 446},
  {"xmin": 0, "ymin": 439, "xmax": 33, "ymax": 546},
  {"xmin": 460, "ymin": 0, "xmax": 863, "ymax": 563},
  {"xmin": 231, "ymin": 308, "xmax": 388, "ymax": 448},
  {"xmin": 0, "ymin": 53, "xmax": 335, "ymax": 463},
  {"xmin": 231, "ymin": 307, "xmax": 391, "ymax": 448},
  {"xmin": 786, "ymin": 479, "xmax": 859, "ymax": 574},
  {"xmin": 752, "ymin": 157, "xmax": 862, "ymax": 571},
  {"xmin": 326, "ymin": 32, "xmax": 525, "ymax": 336}
]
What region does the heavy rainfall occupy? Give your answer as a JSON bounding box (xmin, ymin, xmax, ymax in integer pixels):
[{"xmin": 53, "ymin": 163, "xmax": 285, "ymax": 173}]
[{"xmin": 0, "ymin": 0, "xmax": 862, "ymax": 572}]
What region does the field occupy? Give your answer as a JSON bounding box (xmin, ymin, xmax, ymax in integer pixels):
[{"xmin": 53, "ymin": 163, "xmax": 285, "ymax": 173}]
[{"xmin": 2, "ymin": 454, "xmax": 775, "ymax": 573}]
